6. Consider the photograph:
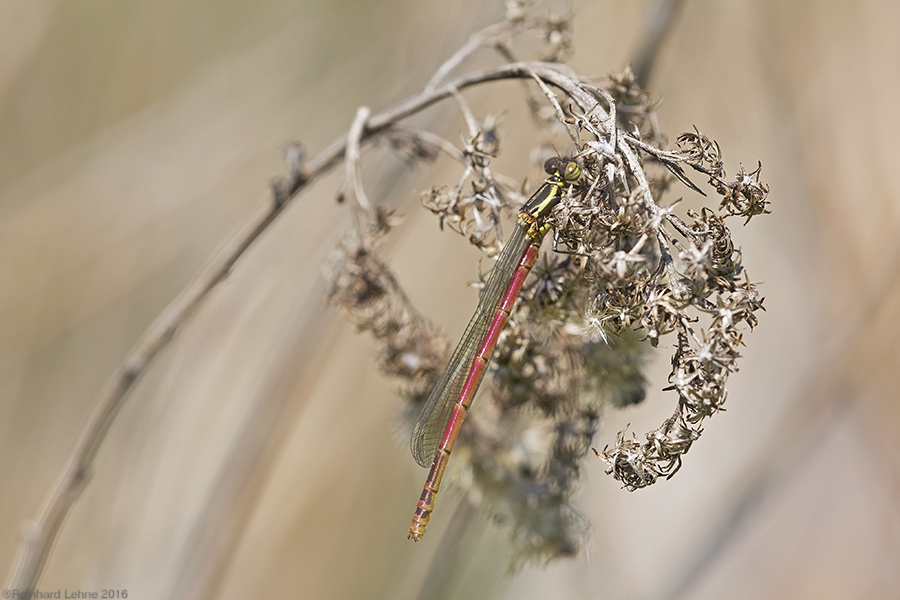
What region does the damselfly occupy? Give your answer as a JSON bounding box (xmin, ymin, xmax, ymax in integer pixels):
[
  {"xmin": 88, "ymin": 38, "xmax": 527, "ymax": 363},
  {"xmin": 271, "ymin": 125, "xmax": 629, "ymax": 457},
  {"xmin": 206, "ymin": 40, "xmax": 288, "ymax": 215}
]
[{"xmin": 408, "ymin": 157, "xmax": 582, "ymax": 541}]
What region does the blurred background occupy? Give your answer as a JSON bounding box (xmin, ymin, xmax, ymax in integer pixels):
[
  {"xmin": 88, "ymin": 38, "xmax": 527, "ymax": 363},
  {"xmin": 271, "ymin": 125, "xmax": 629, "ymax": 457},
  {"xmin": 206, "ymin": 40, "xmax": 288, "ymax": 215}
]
[{"xmin": 1, "ymin": 0, "xmax": 899, "ymax": 598}]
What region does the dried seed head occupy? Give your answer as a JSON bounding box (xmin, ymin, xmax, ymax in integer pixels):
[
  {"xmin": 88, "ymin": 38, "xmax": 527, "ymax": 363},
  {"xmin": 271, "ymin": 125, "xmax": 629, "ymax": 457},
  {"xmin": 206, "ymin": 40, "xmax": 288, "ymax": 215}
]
[{"xmin": 326, "ymin": 4, "xmax": 769, "ymax": 563}]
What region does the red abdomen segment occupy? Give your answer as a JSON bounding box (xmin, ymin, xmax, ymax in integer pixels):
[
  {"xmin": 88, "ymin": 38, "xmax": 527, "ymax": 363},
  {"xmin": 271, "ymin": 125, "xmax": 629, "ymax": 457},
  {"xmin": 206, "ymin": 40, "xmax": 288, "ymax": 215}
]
[{"xmin": 408, "ymin": 243, "xmax": 540, "ymax": 541}]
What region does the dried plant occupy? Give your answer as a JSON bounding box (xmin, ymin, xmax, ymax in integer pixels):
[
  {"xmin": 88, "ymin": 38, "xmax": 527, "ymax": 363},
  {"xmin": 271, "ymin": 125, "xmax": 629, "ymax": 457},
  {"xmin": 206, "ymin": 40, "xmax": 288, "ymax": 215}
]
[
  {"xmin": 326, "ymin": 1, "xmax": 769, "ymax": 565},
  {"xmin": 9, "ymin": 1, "xmax": 769, "ymax": 593}
]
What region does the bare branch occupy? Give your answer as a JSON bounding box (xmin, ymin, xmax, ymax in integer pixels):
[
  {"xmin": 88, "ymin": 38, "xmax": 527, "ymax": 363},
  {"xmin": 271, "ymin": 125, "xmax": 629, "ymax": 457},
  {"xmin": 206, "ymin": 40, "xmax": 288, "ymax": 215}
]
[
  {"xmin": 423, "ymin": 17, "xmax": 525, "ymax": 94},
  {"xmin": 344, "ymin": 105, "xmax": 374, "ymax": 213},
  {"xmin": 527, "ymin": 67, "xmax": 579, "ymax": 143}
]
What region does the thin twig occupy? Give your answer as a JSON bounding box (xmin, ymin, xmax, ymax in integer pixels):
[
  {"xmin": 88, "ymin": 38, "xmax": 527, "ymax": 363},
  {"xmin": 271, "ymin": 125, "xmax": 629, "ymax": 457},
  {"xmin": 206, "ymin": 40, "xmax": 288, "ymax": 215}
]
[
  {"xmin": 423, "ymin": 19, "xmax": 523, "ymax": 94},
  {"xmin": 451, "ymin": 87, "xmax": 481, "ymax": 140},
  {"xmin": 527, "ymin": 67, "xmax": 580, "ymax": 143},
  {"xmin": 344, "ymin": 106, "xmax": 374, "ymax": 213}
]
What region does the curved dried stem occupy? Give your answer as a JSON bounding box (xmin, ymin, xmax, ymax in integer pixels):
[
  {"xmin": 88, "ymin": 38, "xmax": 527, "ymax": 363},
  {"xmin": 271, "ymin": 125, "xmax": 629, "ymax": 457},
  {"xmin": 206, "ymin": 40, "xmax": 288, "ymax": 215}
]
[{"xmin": 342, "ymin": 105, "xmax": 374, "ymax": 214}]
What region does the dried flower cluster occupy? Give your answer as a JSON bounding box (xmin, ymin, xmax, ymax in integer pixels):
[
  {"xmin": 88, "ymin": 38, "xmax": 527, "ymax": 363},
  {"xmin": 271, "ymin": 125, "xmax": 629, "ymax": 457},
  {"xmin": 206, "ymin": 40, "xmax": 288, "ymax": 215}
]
[{"xmin": 326, "ymin": 2, "xmax": 768, "ymax": 565}]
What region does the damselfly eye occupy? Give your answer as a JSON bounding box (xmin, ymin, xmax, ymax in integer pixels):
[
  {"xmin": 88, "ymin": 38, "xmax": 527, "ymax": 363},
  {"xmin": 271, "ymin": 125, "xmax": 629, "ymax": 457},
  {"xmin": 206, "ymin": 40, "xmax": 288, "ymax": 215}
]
[{"xmin": 563, "ymin": 161, "xmax": 581, "ymax": 182}]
